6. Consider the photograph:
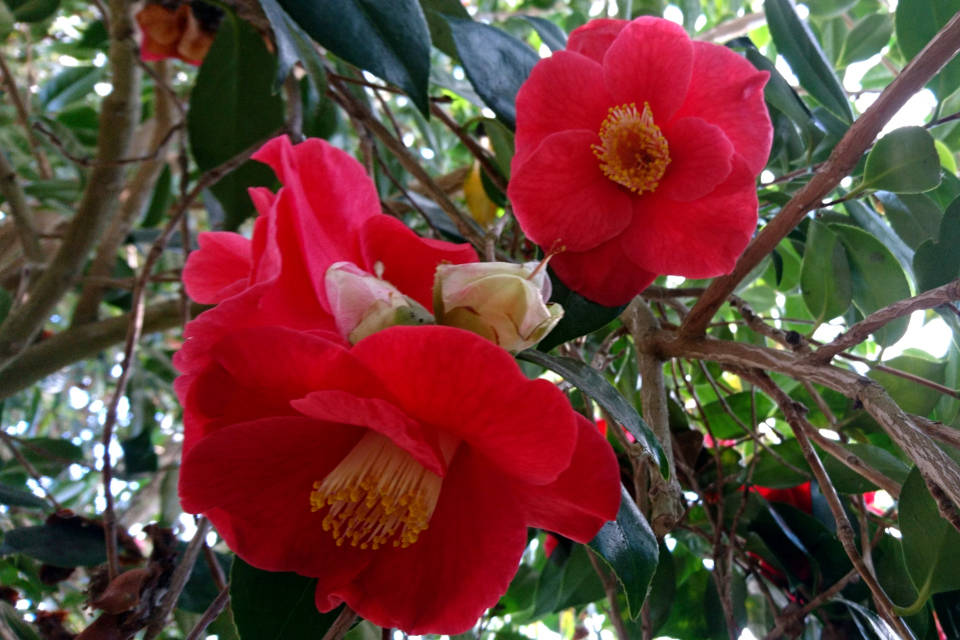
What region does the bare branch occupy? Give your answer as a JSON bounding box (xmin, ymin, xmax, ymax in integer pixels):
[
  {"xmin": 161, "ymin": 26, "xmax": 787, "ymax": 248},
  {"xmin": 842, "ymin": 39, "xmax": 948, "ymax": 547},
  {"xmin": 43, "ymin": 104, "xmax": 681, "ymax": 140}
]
[
  {"xmin": 0, "ymin": 147, "xmax": 44, "ymax": 264},
  {"xmin": 183, "ymin": 587, "xmax": 230, "ymax": 640},
  {"xmin": 681, "ymin": 11, "xmax": 960, "ymax": 338},
  {"xmin": 0, "ymin": 53, "xmax": 52, "ymax": 179}
]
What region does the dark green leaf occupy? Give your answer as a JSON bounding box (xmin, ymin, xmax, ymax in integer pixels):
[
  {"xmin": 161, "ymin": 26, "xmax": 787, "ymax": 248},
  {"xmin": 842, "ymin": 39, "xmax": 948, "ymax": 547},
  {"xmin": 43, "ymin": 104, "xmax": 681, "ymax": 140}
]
[
  {"xmin": 532, "ymin": 543, "xmax": 605, "ymax": 617},
  {"xmin": 0, "ymin": 289, "xmax": 11, "ymax": 325},
  {"xmin": 16, "ymin": 437, "xmax": 84, "ymax": 477},
  {"xmin": 914, "ymin": 196, "xmax": 960, "ymax": 293},
  {"xmin": 0, "ymin": 519, "xmax": 106, "ymax": 567},
  {"xmin": 804, "ymin": 0, "xmax": 856, "ymax": 16},
  {"xmin": 821, "ymin": 443, "xmax": 910, "ymax": 494},
  {"xmin": 447, "ymin": 17, "xmax": 539, "ymax": 130},
  {"xmin": 38, "ymin": 65, "xmax": 104, "ymax": 112},
  {"xmin": 749, "ymin": 439, "xmax": 810, "ymax": 489},
  {"xmin": 800, "ymin": 220, "xmax": 853, "ymax": 324},
  {"xmin": 647, "ymin": 541, "xmax": 676, "ymax": 635},
  {"xmin": 5, "ymin": 0, "xmax": 58, "ymax": 22},
  {"xmin": 279, "ymin": 0, "xmax": 431, "ymax": 115},
  {"xmin": 187, "ymin": 12, "xmax": 285, "ymax": 230},
  {"xmin": 517, "ymin": 350, "xmax": 669, "ymax": 473},
  {"xmin": 764, "ymin": 0, "xmax": 851, "ymax": 121},
  {"xmin": 896, "ymin": 0, "xmax": 960, "ymax": 100},
  {"xmin": 0, "ymin": 484, "xmax": 45, "ymax": 509},
  {"xmin": 742, "ymin": 45, "xmax": 813, "ymax": 130},
  {"xmin": 843, "ymin": 199, "xmax": 915, "ymax": 277},
  {"xmin": 838, "ymin": 14, "xmax": 893, "ymax": 67},
  {"xmin": 231, "ymin": 557, "xmax": 342, "ymax": 640},
  {"xmin": 0, "ymin": 602, "xmax": 39, "ymax": 640},
  {"xmin": 899, "ymin": 466, "xmax": 960, "ymax": 604},
  {"xmin": 862, "ymin": 126, "xmax": 942, "ymax": 194},
  {"xmin": 178, "ymin": 544, "xmax": 232, "ymax": 613},
  {"xmin": 119, "ymin": 426, "xmax": 158, "ymax": 477},
  {"xmin": 419, "ymin": 0, "xmax": 470, "ymax": 60},
  {"xmin": 141, "ymin": 164, "xmax": 173, "ymax": 228},
  {"xmin": 831, "ymin": 223, "xmax": 913, "ymax": 347},
  {"xmin": 259, "ymin": 0, "xmax": 326, "ymax": 114},
  {"xmin": 869, "ymin": 354, "xmax": 947, "ymax": 416},
  {"xmin": 875, "ymin": 191, "xmax": 942, "ymax": 250},
  {"xmin": 537, "ymin": 268, "xmax": 626, "ymax": 352},
  {"xmin": 700, "ymin": 392, "xmax": 775, "ymax": 440},
  {"xmin": 522, "ymin": 16, "xmax": 567, "ymax": 52},
  {"xmin": 588, "ymin": 485, "xmax": 659, "ymax": 618}
]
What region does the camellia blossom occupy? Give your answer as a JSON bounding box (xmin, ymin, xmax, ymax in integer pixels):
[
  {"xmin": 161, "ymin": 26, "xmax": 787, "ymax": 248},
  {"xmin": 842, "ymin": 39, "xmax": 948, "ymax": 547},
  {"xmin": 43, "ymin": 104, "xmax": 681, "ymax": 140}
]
[
  {"xmin": 135, "ymin": 1, "xmax": 220, "ymax": 66},
  {"xmin": 433, "ymin": 261, "xmax": 563, "ymax": 352},
  {"xmin": 177, "ymin": 325, "xmax": 621, "ymax": 634},
  {"xmin": 508, "ymin": 17, "xmax": 773, "ymax": 306}
]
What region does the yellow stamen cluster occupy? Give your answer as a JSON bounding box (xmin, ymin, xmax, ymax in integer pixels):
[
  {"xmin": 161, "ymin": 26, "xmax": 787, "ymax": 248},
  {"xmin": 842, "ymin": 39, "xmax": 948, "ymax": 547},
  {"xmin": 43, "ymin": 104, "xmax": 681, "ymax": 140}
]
[
  {"xmin": 310, "ymin": 431, "xmax": 442, "ymax": 550},
  {"xmin": 593, "ymin": 102, "xmax": 670, "ymax": 194}
]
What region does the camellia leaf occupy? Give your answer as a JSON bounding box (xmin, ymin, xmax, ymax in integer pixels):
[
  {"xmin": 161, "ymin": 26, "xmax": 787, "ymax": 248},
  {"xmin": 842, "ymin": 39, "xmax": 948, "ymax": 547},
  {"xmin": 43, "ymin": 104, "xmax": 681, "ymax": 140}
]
[
  {"xmin": 0, "ymin": 602, "xmax": 39, "ymax": 640},
  {"xmin": 837, "ymin": 14, "xmax": 893, "ymax": 68},
  {"xmin": 800, "ymin": 220, "xmax": 853, "ymax": 325},
  {"xmin": 532, "ymin": 543, "xmax": 605, "ymax": 617},
  {"xmin": 0, "ymin": 520, "xmax": 106, "ymax": 567},
  {"xmin": 231, "ymin": 557, "xmax": 343, "ymax": 640},
  {"xmin": 830, "ymin": 224, "xmax": 913, "ymax": 347},
  {"xmin": 4, "ymin": 0, "xmax": 58, "ymax": 22},
  {"xmin": 187, "ymin": 11, "xmax": 285, "ymax": 231},
  {"xmin": 896, "ymin": 0, "xmax": 960, "ymax": 100},
  {"xmin": 899, "ymin": 466, "xmax": 960, "ymax": 608},
  {"xmin": 875, "ymin": 191, "xmax": 942, "ymax": 250},
  {"xmin": 862, "ymin": 126, "xmax": 942, "ymax": 194},
  {"xmin": 914, "ymin": 196, "xmax": 960, "ymax": 293},
  {"xmin": 38, "ymin": 65, "xmax": 105, "ymax": 112},
  {"xmin": 522, "ymin": 16, "xmax": 567, "ymax": 52},
  {"xmin": 537, "ymin": 270, "xmax": 627, "ymax": 352},
  {"xmin": 446, "ymin": 17, "xmax": 539, "ymax": 130},
  {"xmin": 119, "ymin": 426, "xmax": 158, "ymax": 477},
  {"xmin": 843, "ymin": 199, "xmax": 915, "ymax": 278},
  {"xmin": 0, "ymin": 484, "xmax": 46, "ymax": 510},
  {"xmin": 517, "ymin": 349, "xmax": 669, "ymax": 474},
  {"xmin": 419, "ymin": 0, "xmax": 470, "ymax": 60},
  {"xmin": 804, "ymin": 0, "xmax": 857, "ymax": 16},
  {"xmin": 764, "ymin": 0, "xmax": 852, "ymax": 122},
  {"xmin": 278, "ymin": 0, "xmax": 431, "ymax": 115},
  {"xmin": 259, "ymin": 0, "xmax": 327, "ymax": 120},
  {"xmin": 588, "ymin": 485, "xmax": 659, "ymax": 619},
  {"xmin": 869, "ymin": 354, "xmax": 947, "ymax": 417}
]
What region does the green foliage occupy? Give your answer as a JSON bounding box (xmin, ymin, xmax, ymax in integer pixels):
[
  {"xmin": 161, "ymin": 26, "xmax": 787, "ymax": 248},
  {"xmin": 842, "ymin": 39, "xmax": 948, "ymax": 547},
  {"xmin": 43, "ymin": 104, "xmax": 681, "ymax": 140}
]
[{"xmin": 862, "ymin": 126, "xmax": 942, "ymax": 194}]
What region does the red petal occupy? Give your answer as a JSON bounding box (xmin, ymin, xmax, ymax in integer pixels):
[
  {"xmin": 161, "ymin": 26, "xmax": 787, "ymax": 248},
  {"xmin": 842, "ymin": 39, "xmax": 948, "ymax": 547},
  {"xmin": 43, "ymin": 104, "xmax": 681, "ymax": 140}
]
[
  {"xmin": 622, "ymin": 155, "xmax": 759, "ymax": 277},
  {"xmin": 549, "ymin": 236, "xmax": 657, "ymax": 307},
  {"xmin": 510, "ymin": 415, "xmax": 620, "ymax": 543},
  {"xmin": 293, "ymin": 391, "xmax": 446, "ymax": 477},
  {"xmin": 566, "ymin": 19, "xmax": 628, "ymax": 63},
  {"xmin": 672, "ymin": 42, "xmax": 772, "ymax": 175},
  {"xmin": 179, "ymin": 416, "xmax": 373, "ymax": 580},
  {"xmin": 183, "ymin": 232, "xmax": 252, "ymax": 304},
  {"xmin": 509, "ymin": 131, "xmax": 633, "ymax": 252},
  {"xmin": 658, "ymin": 117, "xmax": 734, "ymax": 202},
  {"xmin": 602, "ymin": 17, "xmax": 693, "ymax": 122},
  {"xmin": 351, "ymin": 326, "xmax": 578, "ymax": 485},
  {"xmin": 358, "ymin": 216, "xmax": 478, "ymax": 310},
  {"xmin": 513, "ymin": 51, "xmax": 612, "ymax": 169},
  {"xmin": 247, "ymin": 189, "xmax": 281, "ymax": 284},
  {"xmin": 331, "ymin": 449, "xmax": 528, "ymax": 634}
]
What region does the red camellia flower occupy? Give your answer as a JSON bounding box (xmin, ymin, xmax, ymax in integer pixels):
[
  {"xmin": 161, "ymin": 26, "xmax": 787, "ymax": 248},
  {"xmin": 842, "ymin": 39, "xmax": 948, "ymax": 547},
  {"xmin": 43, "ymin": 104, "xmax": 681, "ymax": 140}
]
[
  {"xmin": 508, "ymin": 17, "xmax": 773, "ymax": 306},
  {"xmin": 175, "ymin": 136, "xmax": 477, "ymax": 391},
  {"xmin": 136, "ymin": 1, "xmax": 218, "ymax": 66},
  {"xmin": 178, "ymin": 325, "xmax": 621, "ymax": 634}
]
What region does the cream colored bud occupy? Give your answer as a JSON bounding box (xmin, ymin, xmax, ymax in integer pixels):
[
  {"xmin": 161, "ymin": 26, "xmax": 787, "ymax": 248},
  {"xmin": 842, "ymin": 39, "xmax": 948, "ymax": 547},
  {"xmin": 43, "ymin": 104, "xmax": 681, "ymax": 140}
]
[
  {"xmin": 433, "ymin": 261, "xmax": 563, "ymax": 352},
  {"xmin": 326, "ymin": 262, "xmax": 433, "ymax": 344}
]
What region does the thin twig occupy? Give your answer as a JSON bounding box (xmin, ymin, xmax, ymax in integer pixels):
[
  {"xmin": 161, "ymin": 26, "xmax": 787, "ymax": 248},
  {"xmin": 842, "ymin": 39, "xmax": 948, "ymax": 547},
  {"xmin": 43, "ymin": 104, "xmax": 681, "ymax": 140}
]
[
  {"xmin": 761, "ymin": 569, "xmax": 860, "ymax": 640},
  {"xmin": 0, "ymin": 53, "xmax": 51, "ymax": 179},
  {"xmin": 586, "ymin": 547, "xmax": 630, "ymax": 640},
  {"xmin": 33, "ymin": 120, "xmax": 182, "ymax": 168},
  {"xmin": 0, "ymin": 147, "xmax": 44, "ymax": 264},
  {"xmin": 321, "ymin": 606, "xmax": 360, "ymax": 640},
  {"xmin": 183, "ymin": 587, "xmax": 230, "ymax": 640},
  {"xmin": 0, "ymin": 430, "xmax": 61, "ymax": 510},
  {"xmin": 430, "ymin": 103, "xmax": 509, "ymax": 195}
]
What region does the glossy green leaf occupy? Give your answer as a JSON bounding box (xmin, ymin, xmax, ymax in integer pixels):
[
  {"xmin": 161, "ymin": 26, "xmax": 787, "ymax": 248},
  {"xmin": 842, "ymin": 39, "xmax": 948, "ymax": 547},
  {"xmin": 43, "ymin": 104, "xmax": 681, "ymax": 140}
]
[
  {"xmin": 899, "ymin": 466, "xmax": 960, "ymax": 605},
  {"xmin": 141, "ymin": 164, "xmax": 173, "ymax": 228},
  {"xmin": 869, "ymin": 353, "xmax": 947, "ymax": 416},
  {"xmin": 231, "ymin": 557, "xmax": 343, "ymax": 640},
  {"xmin": 742, "ymin": 45, "xmax": 813, "ymax": 130},
  {"xmin": 588, "ymin": 485, "xmax": 658, "ymax": 618},
  {"xmin": 914, "ymin": 196, "xmax": 960, "ymax": 293},
  {"xmin": 896, "ymin": 0, "xmax": 960, "ymax": 100},
  {"xmin": 537, "ymin": 269, "xmax": 626, "ymax": 352},
  {"xmin": 178, "ymin": 543, "xmax": 232, "ymax": 613},
  {"xmin": 875, "ymin": 191, "xmax": 942, "ymax": 250},
  {"xmin": 843, "ymin": 199, "xmax": 915, "ymax": 277},
  {"xmin": 119, "ymin": 426, "xmax": 158, "ymax": 477},
  {"xmin": 800, "ymin": 220, "xmax": 853, "ymax": 325},
  {"xmin": 749, "ymin": 439, "xmax": 810, "ymax": 489},
  {"xmin": 522, "ymin": 16, "xmax": 567, "ymax": 52},
  {"xmin": 0, "ymin": 484, "xmax": 45, "ymax": 509},
  {"xmin": 831, "ymin": 224, "xmax": 913, "ymax": 347},
  {"xmin": 259, "ymin": 0, "xmax": 325, "ymax": 99},
  {"xmin": 419, "ymin": 0, "xmax": 470, "ymax": 60},
  {"xmin": 821, "ymin": 443, "xmax": 910, "ymax": 494},
  {"xmin": 4, "ymin": 0, "xmax": 58, "ymax": 22},
  {"xmin": 187, "ymin": 12, "xmax": 285, "ymax": 231},
  {"xmin": 279, "ymin": 0, "xmax": 431, "ymax": 115},
  {"xmin": 647, "ymin": 541, "xmax": 676, "ymax": 635},
  {"xmin": 838, "ymin": 14, "xmax": 893, "ymax": 68},
  {"xmin": 15, "ymin": 437, "xmax": 83, "ymax": 477},
  {"xmin": 0, "ymin": 602, "xmax": 39, "ymax": 640},
  {"xmin": 446, "ymin": 17, "xmax": 539, "ymax": 130},
  {"xmin": 0, "ymin": 519, "xmax": 106, "ymax": 567},
  {"xmin": 862, "ymin": 126, "xmax": 942, "ymax": 194},
  {"xmin": 764, "ymin": 0, "xmax": 851, "ymax": 121},
  {"xmin": 532, "ymin": 543, "xmax": 604, "ymax": 617},
  {"xmin": 700, "ymin": 392, "xmax": 775, "ymax": 440},
  {"xmin": 517, "ymin": 350, "xmax": 669, "ymax": 473},
  {"xmin": 804, "ymin": 0, "xmax": 856, "ymax": 16},
  {"xmin": 38, "ymin": 65, "xmax": 104, "ymax": 112}
]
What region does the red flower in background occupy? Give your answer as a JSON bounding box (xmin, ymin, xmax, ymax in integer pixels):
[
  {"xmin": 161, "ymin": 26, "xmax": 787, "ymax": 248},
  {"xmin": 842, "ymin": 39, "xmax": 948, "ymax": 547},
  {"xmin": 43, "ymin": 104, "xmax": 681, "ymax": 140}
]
[
  {"xmin": 175, "ymin": 136, "xmax": 476, "ymax": 413},
  {"xmin": 178, "ymin": 325, "xmax": 620, "ymax": 634},
  {"xmin": 756, "ymin": 483, "xmax": 812, "ymax": 516},
  {"xmin": 508, "ymin": 17, "xmax": 772, "ymax": 306},
  {"xmin": 135, "ymin": 2, "xmax": 218, "ymax": 66}
]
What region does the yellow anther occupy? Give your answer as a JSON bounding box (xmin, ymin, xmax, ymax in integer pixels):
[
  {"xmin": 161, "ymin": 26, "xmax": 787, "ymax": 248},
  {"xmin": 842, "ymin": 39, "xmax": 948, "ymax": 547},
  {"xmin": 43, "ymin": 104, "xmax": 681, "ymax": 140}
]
[{"xmin": 592, "ymin": 102, "xmax": 670, "ymax": 194}]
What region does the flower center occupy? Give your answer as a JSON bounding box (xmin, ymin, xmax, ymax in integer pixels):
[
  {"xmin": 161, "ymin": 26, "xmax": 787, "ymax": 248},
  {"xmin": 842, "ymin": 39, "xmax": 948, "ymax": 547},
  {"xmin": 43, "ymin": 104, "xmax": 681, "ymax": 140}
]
[
  {"xmin": 311, "ymin": 431, "xmax": 442, "ymax": 550},
  {"xmin": 593, "ymin": 102, "xmax": 670, "ymax": 194}
]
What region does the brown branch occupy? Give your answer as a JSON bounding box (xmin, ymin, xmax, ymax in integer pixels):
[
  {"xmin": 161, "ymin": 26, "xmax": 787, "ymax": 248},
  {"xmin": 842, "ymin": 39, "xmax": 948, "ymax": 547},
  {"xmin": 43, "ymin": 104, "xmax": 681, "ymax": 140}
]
[
  {"xmin": 33, "ymin": 120, "xmax": 182, "ymax": 168},
  {"xmin": 753, "ymin": 373, "xmax": 913, "ymax": 639},
  {"xmin": 183, "ymin": 587, "xmax": 230, "ymax": 640},
  {"xmin": 0, "ymin": 147, "xmax": 44, "ymax": 264},
  {"xmin": 0, "ymin": 53, "xmax": 52, "ymax": 179},
  {"xmin": 680, "ymin": 11, "xmax": 960, "ymax": 338},
  {"xmin": 321, "ymin": 606, "xmax": 359, "ymax": 640},
  {"xmin": 912, "ymin": 415, "xmax": 960, "ymax": 450},
  {"xmin": 0, "ymin": 0, "xmax": 142, "ymax": 371},
  {"xmin": 587, "ymin": 547, "xmax": 630, "ymax": 640},
  {"xmin": 430, "ymin": 103, "xmax": 509, "ymax": 195},
  {"xmin": 808, "ymin": 279, "xmax": 960, "ymax": 364},
  {"xmin": 762, "ymin": 569, "xmax": 860, "ymax": 640}
]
